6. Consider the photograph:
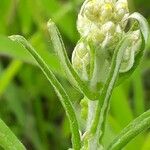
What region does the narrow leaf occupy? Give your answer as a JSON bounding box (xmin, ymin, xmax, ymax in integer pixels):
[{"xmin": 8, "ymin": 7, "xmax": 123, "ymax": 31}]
[
  {"xmin": 119, "ymin": 12, "xmax": 149, "ymax": 84},
  {"xmin": 108, "ymin": 110, "xmax": 150, "ymax": 150},
  {"xmin": 47, "ymin": 20, "xmax": 98, "ymax": 100},
  {"xmin": 9, "ymin": 35, "xmax": 81, "ymax": 150},
  {"xmin": 86, "ymin": 37, "xmax": 132, "ymax": 149}
]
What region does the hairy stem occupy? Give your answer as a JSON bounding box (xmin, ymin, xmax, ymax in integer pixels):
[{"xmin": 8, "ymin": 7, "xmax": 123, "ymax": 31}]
[
  {"xmin": 89, "ymin": 37, "xmax": 131, "ymax": 148},
  {"xmin": 86, "ymin": 100, "xmax": 97, "ymax": 130}
]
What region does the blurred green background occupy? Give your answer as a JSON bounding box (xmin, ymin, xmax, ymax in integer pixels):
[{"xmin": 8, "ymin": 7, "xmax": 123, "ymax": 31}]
[{"xmin": 0, "ymin": 0, "xmax": 149, "ymax": 150}]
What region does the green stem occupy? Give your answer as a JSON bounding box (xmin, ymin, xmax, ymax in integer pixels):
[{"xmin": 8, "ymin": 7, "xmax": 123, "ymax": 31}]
[
  {"xmin": 89, "ymin": 37, "xmax": 131, "ymax": 147},
  {"xmin": 86, "ymin": 100, "xmax": 97, "ymax": 130},
  {"xmin": 108, "ymin": 110, "xmax": 150, "ymax": 150},
  {"xmin": 9, "ymin": 35, "xmax": 81, "ymax": 150},
  {"xmin": 0, "ymin": 118, "xmax": 25, "ymax": 150}
]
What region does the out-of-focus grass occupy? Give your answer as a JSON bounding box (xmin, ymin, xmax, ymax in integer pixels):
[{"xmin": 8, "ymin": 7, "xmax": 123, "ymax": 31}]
[{"xmin": 0, "ymin": 0, "xmax": 149, "ymax": 150}]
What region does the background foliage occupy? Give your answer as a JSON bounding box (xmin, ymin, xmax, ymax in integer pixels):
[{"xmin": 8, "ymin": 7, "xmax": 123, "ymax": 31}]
[{"xmin": 0, "ymin": 0, "xmax": 149, "ymax": 150}]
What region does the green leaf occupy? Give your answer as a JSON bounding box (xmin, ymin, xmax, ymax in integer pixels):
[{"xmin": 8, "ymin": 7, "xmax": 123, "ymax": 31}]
[
  {"xmin": 9, "ymin": 35, "xmax": 81, "ymax": 150},
  {"xmin": 107, "ymin": 109, "xmax": 150, "ymax": 150},
  {"xmin": 118, "ymin": 12, "xmax": 149, "ymax": 84},
  {"xmin": 83, "ymin": 36, "xmax": 132, "ymax": 149},
  {"xmin": 47, "ymin": 20, "xmax": 98, "ymax": 100}
]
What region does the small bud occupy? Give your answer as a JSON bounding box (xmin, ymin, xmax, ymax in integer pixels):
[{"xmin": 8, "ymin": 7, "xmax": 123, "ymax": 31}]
[
  {"xmin": 87, "ymin": 24, "xmax": 105, "ymax": 44},
  {"xmin": 80, "ymin": 97, "xmax": 88, "ymax": 120},
  {"xmin": 77, "ymin": 15, "xmax": 92, "ymax": 37},
  {"xmin": 101, "ymin": 3, "xmax": 113, "ymax": 22},
  {"xmin": 84, "ymin": 1, "xmax": 101, "ymax": 21},
  {"xmin": 115, "ymin": 0, "xmax": 129, "ymax": 21},
  {"xmin": 101, "ymin": 21, "xmax": 116, "ymax": 35},
  {"xmin": 120, "ymin": 30, "xmax": 141, "ymax": 72},
  {"xmin": 72, "ymin": 41, "xmax": 91, "ymax": 80},
  {"xmin": 74, "ymin": 0, "xmax": 145, "ymax": 83}
]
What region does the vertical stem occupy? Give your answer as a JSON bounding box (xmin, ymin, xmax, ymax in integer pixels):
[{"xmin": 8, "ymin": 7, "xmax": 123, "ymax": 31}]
[
  {"xmin": 89, "ymin": 37, "xmax": 130, "ymax": 148},
  {"xmin": 86, "ymin": 100, "xmax": 97, "ymax": 130}
]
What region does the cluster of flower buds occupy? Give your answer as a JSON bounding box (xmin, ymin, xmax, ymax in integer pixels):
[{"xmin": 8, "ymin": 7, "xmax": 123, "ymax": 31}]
[
  {"xmin": 72, "ymin": 41, "xmax": 91, "ymax": 80},
  {"xmin": 72, "ymin": 0, "xmax": 142, "ymax": 81}
]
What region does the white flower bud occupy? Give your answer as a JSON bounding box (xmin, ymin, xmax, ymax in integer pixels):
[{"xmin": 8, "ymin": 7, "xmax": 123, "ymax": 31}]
[
  {"xmin": 120, "ymin": 30, "xmax": 141, "ymax": 72},
  {"xmin": 77, "ymin": 0, "xmax": 127, "ymax": 46},
  {"xmin": 72, "ymin": 42, "xmax": 91, "ymax": 80},
  {"xmin": 87, "ymin": 24, "xmax": 105, "ymax": 44},
  {"xmin": 77, "ymin": 15, "xmax": 92, "ymax": 36},
  {"xmin": 101, "ymin": 21, "xmax": 116, "ymax": 35},
  {"xmin": 84, "ymin": 1, "xmax": 101, "ymax": 21},
  {"xmin": 101, "ymin": 2, "xmax": 113, "ymax": 22},
  {"xmin": 74, "ymin": 0, "xmax": 143, "ymax": 80},
  {"xmin": 131, "ymin": 30, "xmax": 141, "ymax": 43},
  {"xmin": 115, "ymin": 0, "xmax": 129, "ymax": 21}
]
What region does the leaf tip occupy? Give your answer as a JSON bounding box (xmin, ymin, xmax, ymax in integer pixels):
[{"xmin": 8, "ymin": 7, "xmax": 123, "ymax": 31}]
[
  {"xmin": 47, "ymin": 19, "xmax": 55, "ymax": 29},
  {"xmin": 8, "ymin": 35, "xmax": 24, "ymax": 42}
]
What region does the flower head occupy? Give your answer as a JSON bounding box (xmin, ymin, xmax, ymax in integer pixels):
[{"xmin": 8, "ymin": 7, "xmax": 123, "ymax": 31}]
[{"xmin": 72, "ymin": 0, "xmax": 145, "ymax": 83}]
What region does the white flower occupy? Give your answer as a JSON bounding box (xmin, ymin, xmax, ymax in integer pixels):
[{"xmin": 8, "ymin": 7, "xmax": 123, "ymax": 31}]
[
  {"xmin": 115, "ymin": 0, "xmax": 129, "ymax": 21},
  {"xmin": 77, "ymin": 0, "xmax": 127, "ymax": 46},
  {"xmin": 100, "ymin": 2, "xmax": 113, "ymax": 22},
  {"xmin": 72, "ymin": 41, "xmax": 91, "ymax": 80},
  {"xmin": 73, "ymin": 0, "xmax": 142, "ymax": 80},
  {"xmin": 101, "ymin": 21, "xmax": 115, "ymax": 34}
]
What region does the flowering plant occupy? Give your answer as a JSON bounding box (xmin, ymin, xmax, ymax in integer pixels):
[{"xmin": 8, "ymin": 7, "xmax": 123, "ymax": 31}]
[{"xmin": 2, "ymin": 0, "xmax": 149, "ymax": 150}]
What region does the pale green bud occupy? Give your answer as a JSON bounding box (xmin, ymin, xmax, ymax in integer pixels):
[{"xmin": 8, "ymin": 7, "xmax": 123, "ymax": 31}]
[
  {"xmin": 101, "ymin": 22, "xmax": 122, "ymax": 50},
  {"xmin": 87, "ymin": 24, "xmax": 105, "ymax": 44},
  {"xmin": 77, "ymin": 0, "xmax": 127, "ymax": 46},
  {"xmin": 72, "ymin": 41, "xmax": 91, "ymax": 80},
  {"xmin": 120, "ymin": 30, "xmax": 141, "ymax": 72},
  {"xmin": 80, "ymin": 97, "xmax": 88, "ymax": 120},
  {"xmin": 101, "ymin": 21, "xmax": 116, "ymax": 35},
  {"xmin": 84, "ymin": 1, "xmax": 101, "ymax": 21},
  {"xmin": 74, "ymin": 0, "xmax": 144, "ymax": 83},
  {"xmin": 77, "ymin": 15, "xmax": 92, "ymax": 37},
  {"xmin": 115, "ymin": 0, "xmax": 129, "ymax": 21},
  {"xmin": 100, "ymin": 2, "xmax": 113, "ymax": 22}
]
